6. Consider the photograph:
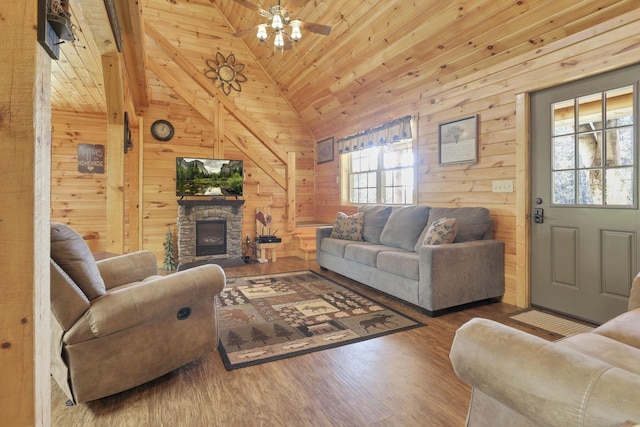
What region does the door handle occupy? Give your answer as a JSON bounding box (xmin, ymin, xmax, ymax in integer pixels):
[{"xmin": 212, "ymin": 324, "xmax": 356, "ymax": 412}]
[{"xmin": 534, "ymin": 208, "xmax": 544, "ymax": 224}]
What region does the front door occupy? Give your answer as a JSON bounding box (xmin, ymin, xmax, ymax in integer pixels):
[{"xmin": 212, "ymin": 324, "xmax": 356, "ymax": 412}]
[{"xmin": 530, "ymin": 64, "xmax": 640, "ymax": 324}]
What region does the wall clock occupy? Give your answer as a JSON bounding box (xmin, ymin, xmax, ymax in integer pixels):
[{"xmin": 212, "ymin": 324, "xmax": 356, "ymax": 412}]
[{"xmin": 151, "ymin": 119, "xmax": 174, "ymax": 142}]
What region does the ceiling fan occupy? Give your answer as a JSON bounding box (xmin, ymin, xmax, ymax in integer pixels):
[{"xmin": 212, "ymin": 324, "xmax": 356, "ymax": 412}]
[{"xmin": 231, "ymin": 0, "xmax": 332, "ymax": 50}]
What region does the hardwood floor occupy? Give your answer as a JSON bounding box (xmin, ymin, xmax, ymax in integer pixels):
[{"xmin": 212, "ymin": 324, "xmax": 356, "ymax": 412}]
[{"xmin": 51, "ymin": 257, "xmax": 556, "ymax": 427}]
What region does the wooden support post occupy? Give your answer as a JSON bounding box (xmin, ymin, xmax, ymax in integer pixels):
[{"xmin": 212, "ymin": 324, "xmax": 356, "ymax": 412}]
[
  {"xmin": 213, "ymin": 97, "xmax": 224, "ymax": 158},
  {"xmin": 0, "ymin": 2, "xmax": 52, "ymax": 425},
  {"xmin": 127, "ymin": 116, "xmax": 141, "ymax": 252},
  {"xmin": 287, "ymin": 152, "xmax": 296, "ymax": 231},
  {"xmin": 138, "ymin": 116, "xmax": 145, "ymax": 250},
  {"xmin": 102, "ymin": 52, "xmax": 126, "ymax": 254}
]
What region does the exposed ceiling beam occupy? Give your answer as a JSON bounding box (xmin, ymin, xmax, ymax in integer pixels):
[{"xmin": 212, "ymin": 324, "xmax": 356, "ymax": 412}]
[
  {"xmin": 144, "ymin": 22, "xmax": 290, "ymax": 165},
  {"xmin": 78, "ymin": 0, "xmax": 118, "ymax": 55},
  {"xmin": 114, "ymin": 0, "xmax": 150, "ymax": 108}
]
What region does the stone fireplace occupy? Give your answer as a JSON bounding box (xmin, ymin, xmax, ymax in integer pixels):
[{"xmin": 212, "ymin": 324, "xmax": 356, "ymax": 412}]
[{"xmin": 177, "ymin": 199, "xmax": 245, "ymax": 270}]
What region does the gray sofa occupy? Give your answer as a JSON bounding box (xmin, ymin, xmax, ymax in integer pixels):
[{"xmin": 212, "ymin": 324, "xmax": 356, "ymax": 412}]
[
  {"xmin": 316, "ymin": 205, "xmax": 505, "ymax": 316},
  {"xmin": 450, "ymin": 275, "xmax": 640, "ymax": 426}
]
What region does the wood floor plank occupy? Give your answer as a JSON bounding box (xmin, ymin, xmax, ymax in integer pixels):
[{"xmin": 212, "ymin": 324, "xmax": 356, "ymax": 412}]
[{"xmin": 51, "ymin": 257, "xmax": 551, "ymax": 426}]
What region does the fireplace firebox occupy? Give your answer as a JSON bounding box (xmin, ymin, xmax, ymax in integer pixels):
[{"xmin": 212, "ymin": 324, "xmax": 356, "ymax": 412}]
[{"xmin": 196, "ymin": 220, "xmax": 226, "ymax": 256}]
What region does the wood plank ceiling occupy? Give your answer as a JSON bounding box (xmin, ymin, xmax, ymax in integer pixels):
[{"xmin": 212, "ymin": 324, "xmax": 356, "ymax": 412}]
[{"xmin": 52, "ymin": 0, "xmax": 636, "ymax": 137}]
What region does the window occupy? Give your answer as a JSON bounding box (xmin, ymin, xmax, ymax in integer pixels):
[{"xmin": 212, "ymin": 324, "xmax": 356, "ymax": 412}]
[
  {"xmin": 551, "ymin": 85, "xmax": 635, "ymax": 206},
  {"xmin": 345, "ymin": 138, "xmax": 415, "ymax": 205}
]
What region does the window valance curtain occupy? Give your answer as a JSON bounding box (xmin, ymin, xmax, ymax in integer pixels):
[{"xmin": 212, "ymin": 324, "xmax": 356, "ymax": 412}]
[{"xmin": 337, "ymin": 115, "xmax": 413, "ymax": 155}]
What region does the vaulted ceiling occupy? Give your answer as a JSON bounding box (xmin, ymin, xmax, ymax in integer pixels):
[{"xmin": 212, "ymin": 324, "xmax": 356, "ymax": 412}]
[{"xmin": 52, "ymin": 0, "xmax": 636, "ymax": 137}]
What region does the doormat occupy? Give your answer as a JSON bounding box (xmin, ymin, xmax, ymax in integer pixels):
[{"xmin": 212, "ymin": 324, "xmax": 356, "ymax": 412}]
[
  {"xmin": 217, "ymin": 270, "xmax": 425, "ymax": 370},
  {"xmin": 510, "ymin": 309, "xmax": 594, "ymax": 337}
]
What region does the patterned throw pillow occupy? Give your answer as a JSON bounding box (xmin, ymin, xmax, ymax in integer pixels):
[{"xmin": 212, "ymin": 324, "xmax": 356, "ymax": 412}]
[
  {"xmin": 330, "ymin": 212, "xmax": 364, "ymax": 241},
  {"xmin": 423, "ymin": 218, "xmax": 458, "ymax": 245}
]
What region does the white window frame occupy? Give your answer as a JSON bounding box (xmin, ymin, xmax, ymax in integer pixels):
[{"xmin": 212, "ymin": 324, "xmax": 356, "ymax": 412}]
[{"xmin": 341, "ymin": 136, "xmax": 417, "ymax": 205}]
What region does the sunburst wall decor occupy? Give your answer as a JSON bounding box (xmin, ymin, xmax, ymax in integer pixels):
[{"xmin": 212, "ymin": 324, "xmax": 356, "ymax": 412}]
[{"xmin": 204, "ymin": 52, "xmax": 247, "ymax": 95}]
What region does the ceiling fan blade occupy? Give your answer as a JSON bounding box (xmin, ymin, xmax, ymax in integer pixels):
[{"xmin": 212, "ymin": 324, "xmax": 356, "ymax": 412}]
[
  {"xmin": 233, "ymin": 25, "xmax": 260, "ymax": 38},
  {"xmin": 300, "ymin": 21, "xmax": 332, "ymax": 36},
  {"xmin": 285, "ymin": 0, "xmax": 309, "ymax": 13},
  {"xmin": 231, "ymin": 0, "xmax": 270, "ymax": 17}
]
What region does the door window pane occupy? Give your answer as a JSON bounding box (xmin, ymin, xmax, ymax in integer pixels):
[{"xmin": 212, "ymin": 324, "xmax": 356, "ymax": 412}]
[
  {"xmin": 553, "ymin": 135, "xmax": 575, "ymax": 169},
  {"xmin": 605, "ymin": 127, "xmax": 633, "ymax": 166},
  {"xmin": 578, "ymin": 169, "xmax": 602, "ymax": 204},
  {"xmin": 553, "ymin": 100, "xmax": 575, "ymax": 136},
  {"xmin": 605, "ymin": 167, "xmax": 634, "ymax": 205},
  {"xmin": 577, "ymin": 131, "xmax": 602, "ymax": 168},
  {"xmin": 553, "ymin": 171, "xmax": 575, "ymax": 204},
  {"xmin": 606, "ymin": 86, "xmax": 633, "ymax": 128},
  {"xmin": 578, "ymin": 93, "xmax": 602, "ymax": 131},
  {"xmin": 551, "ymin": 85, "xmax": 635, "ymax": 207}
]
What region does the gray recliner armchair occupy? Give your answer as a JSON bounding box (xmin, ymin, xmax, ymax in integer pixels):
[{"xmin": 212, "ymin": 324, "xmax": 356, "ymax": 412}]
[
  {"xmin": 450, "ymin": 276, "xmax": 640, "ymax": 426},
  {"xmin": 50, "ymin": 222, "xmax": 225, "ymax": 403}
]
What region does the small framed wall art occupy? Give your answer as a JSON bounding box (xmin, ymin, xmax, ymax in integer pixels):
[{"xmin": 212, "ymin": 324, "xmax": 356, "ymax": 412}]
[
  {"xmin": 438, "ymin": 114, "xmax": 478, "ymax": 165},
  {"xmin": 317, "ymin": 137, "xmax": 334, "ymax": 164},
  {"xmin": 77, "ymin": 144, "xmax": 104, "ymax": 174}
]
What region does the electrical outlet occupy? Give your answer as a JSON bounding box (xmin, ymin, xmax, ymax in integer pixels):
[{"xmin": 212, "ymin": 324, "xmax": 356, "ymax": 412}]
[{"xmin": 492, "ymin": 180, "xmax": 514, "ymax": 193}]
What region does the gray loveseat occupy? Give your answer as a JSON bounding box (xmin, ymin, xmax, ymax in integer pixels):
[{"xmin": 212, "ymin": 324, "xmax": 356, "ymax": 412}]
[{"xmin": 316, "ymin": 205, "xmax": 505, "ymax": 316}]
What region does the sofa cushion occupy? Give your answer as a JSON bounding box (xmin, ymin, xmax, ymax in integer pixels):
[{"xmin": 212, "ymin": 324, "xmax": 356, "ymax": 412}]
[
  {"xmin": 358, "ymin": 205, "xmax": 393, "ymax": 244},
  {"xmin": 377, "ymin": 251, "xmax": 420, "ymax": 281},
  {"xmin": 320, "ymin": 237, "xmax": 357, "ymax": 258},
  {"xmin": 344, "ymin": 244, "xmax": 405, "ymax": 268},
  {"xmin": 330, "ymin": 212, "xmax": 364, "ymax": 241},
  {"xmin": 50, "ymin": 222, "xmax": 106, "ymax": 301},
  {"xmin": 380, "ymin": 206, "xmax": 431, "ymax": 251},
  {"xmin": 592, "ymin": 309, "xmax": 640, "ymax": 350},
  {"xmin": 427, "ymin": 207, "xmax": 491, "ymax": 242},
  {"xmin": 423, "ymin": 218, "xmax": 458, "ymax": 245}
]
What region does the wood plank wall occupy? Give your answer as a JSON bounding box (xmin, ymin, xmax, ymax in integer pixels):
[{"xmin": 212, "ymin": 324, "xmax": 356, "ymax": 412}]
[
  {"xmin": 314, "ymin": 9, "xmax": 640, "ymax": 306},
  {"xmin": 51, "ymin": 111, "xmax": 108, "ymax": 253}
]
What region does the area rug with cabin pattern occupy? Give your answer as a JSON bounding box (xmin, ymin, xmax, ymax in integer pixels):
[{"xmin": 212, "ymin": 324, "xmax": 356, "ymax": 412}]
[{"xmin": 217, "ymin": 270, "xmax": 425, "ymax": 370}]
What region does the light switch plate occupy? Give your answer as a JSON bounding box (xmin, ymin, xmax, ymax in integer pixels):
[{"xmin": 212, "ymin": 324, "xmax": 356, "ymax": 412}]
[{"xmin": 492, "ymin": 180, "xmax": 514, "ymax": 193}]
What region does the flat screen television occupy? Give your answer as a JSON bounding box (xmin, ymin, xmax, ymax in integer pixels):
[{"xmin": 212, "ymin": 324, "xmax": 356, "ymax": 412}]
[{"xmin": 176, "ymin": 157, "xmax": 243, "ymax": 197}]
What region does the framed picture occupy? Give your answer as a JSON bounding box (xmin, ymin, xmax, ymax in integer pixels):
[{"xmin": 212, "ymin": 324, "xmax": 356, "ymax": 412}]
[
  {"xmin": 317, "ymin": 137, "xmax": 334, "ymax": 164},
  {"xmin": 77, "ymin": 144, "xmax": 105, "ymax": 174},
  {"xmin": 438, "ymin": 114, "xmax": 478, "ymax": 165}
]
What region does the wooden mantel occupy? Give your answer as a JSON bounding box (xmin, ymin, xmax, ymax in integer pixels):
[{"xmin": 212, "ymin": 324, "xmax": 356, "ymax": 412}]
[
  {"xmin": 177, "ymin": 199, "xmax": 245, "ymax": 207},
  {"xmin": 177, "ymin": 198, "xmax": 245, "ymax": 217}
]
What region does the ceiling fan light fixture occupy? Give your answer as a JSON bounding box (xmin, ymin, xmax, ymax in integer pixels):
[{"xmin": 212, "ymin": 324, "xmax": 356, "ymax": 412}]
[
  {"xmin": 290, "ymin": 20, "xmax": 302, "ymax": 41},
  {"xmin": 271, "ymin": 13, "xmax": 284, "ymax": 30},
  {"xmin": 232, "ymin": 0, "xmax": 331, "ymax": 51},
  {"xmin": 274, "ymin": 31, "xmax": 285, "ymax": 49},
  {"xmin": 256, "ymin": 24, "xmax": 268, "ymax": 41}
]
